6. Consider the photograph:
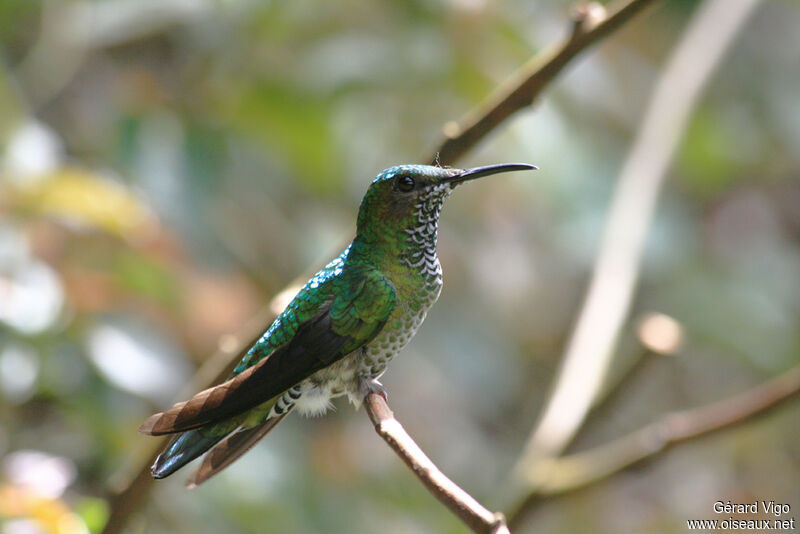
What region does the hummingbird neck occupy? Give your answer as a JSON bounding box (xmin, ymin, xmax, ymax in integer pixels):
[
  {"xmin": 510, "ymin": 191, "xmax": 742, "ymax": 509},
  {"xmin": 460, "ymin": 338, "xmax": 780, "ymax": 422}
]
[{"xmin": 353, "ymin": 183, "xmax": 451, "ymax": 275}]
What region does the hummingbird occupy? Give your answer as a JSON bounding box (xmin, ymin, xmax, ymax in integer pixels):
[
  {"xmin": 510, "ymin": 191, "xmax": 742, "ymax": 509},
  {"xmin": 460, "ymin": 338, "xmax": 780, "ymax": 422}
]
[{"xmin": 139, "ymin": 162, "xmax": 536, "ymax": 486}]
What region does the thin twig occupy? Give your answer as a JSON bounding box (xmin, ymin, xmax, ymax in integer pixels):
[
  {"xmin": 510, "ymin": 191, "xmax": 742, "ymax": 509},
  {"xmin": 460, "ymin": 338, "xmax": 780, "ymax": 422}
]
[
  {"xmin": 506, "ymin": 365, "xmax": 800, "ymax": 529},
  {"xmin": 102, "ymin": 443, "xmax": 167, "ymax": 534},
  {"xmin": 102, "ymin": 304, "xmax": 281, "ymax": 534},
  {"xmin": 102, "ymin": 284, "xmax": 304, "ymax": 534},
  {"xmin": 364, "ymin": 393, "xmax": 511, "ymax": 534},
  {"xmin": 516, "ymin": 0, "xmax": 763, "ymax": 473},
  {"xmin": 429, "ymin": 0, "xmax": 659, "ymax": 166}
]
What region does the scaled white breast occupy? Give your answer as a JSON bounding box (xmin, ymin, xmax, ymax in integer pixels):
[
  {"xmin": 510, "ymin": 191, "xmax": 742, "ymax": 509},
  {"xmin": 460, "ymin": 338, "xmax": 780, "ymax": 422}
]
[{"xmin": 400, "ymin": 183, "xmax": 451, "ymax": 277}]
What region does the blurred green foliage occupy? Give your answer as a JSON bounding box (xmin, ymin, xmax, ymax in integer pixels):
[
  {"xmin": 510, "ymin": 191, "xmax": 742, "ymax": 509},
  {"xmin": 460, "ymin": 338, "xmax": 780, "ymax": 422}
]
[{"xmin": 0, "ymin": 1, "xmax": 798, "ymax": 534}]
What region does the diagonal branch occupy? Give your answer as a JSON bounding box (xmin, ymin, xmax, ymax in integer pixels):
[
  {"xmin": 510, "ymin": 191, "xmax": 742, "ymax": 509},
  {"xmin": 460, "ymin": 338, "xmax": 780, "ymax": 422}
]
[
  {"xmin": 529, "ymin": 365, "xmax": 800, "ymax": 495},
  {"xmin": 364, "ymin": 393, "xmax": 511, "ymax": 534},
  {"xmin": 429, "ymin": 0, "xmax": 659, "ymax": 166},
  {"xmin": 507, "ymin": 365, "xmax": 800, "ymax": 529},
  {"xmin": 515, "ymin": 0, "xmax": 764, "ymax": 475},
  {"xmin": 102, "ymin": 302, "xmax": 284, "ymax": 534}
]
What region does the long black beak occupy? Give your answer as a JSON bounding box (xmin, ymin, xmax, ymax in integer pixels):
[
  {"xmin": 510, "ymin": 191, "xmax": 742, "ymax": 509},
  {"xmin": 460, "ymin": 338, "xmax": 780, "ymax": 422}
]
[{"xmin": 448, "ymin": 163, "xmax": 537, "ymax": 185}]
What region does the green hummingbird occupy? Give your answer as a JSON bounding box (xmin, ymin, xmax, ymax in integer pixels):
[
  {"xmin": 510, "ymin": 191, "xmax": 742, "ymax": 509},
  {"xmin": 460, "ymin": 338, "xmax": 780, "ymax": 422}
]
[{"xmin": 140, "ymin": 162, "xmax": 536, "ymax": 486}]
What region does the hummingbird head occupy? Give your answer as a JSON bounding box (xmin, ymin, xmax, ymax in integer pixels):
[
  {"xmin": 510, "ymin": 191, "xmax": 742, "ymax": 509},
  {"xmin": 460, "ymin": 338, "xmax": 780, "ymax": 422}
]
[{"xmin": 355, "ymin": 163, "xmax": 536, "ymax": 246}]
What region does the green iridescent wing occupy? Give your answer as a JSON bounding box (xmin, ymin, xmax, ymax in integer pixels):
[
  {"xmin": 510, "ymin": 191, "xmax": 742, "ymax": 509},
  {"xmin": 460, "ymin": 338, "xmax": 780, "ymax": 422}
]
[{"xmin": 139, "ymin": 265, "xmax": 396, "ymax": 436}]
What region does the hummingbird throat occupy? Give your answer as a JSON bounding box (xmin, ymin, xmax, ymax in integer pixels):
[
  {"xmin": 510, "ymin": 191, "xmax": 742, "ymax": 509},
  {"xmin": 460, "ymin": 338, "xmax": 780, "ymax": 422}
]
[{"xmin": 399, "ymin": 182, "xmax": 452, "ymax": 280}]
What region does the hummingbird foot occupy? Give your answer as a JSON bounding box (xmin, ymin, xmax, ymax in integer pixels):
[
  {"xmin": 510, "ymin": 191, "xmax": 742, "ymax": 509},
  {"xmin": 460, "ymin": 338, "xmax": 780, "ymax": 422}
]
[{"xmin": 358, "ymin": 377, "xmax": 388, "ymax": 403}]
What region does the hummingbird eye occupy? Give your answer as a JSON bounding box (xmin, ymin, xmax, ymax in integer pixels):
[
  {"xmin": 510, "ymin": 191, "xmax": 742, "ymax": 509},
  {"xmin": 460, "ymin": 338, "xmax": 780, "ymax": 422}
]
[{"xmin": 396, "ymin": 175, "xmax": 416, "ymax": 192}]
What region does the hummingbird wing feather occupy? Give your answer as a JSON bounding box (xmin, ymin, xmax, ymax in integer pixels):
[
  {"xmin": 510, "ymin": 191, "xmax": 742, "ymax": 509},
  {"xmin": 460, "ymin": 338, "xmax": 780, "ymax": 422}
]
[
  {"xmin": 139, "ymin": 266, "xmax": 396, "ymax": 436},
  {"xmin": 184, "ymin": 406, "xmax": 295, "ymax": 488}
]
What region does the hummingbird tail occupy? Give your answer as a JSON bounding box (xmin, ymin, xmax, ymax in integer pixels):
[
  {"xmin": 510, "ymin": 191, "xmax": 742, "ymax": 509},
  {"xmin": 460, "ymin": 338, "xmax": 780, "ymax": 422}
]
[
  {"xmin": 151, "ymin": 430, "xmax": 226, "ymax": 479},
  {"xmin": 186, "ymin": 407, "xmax": 294, "ymax": 488}
]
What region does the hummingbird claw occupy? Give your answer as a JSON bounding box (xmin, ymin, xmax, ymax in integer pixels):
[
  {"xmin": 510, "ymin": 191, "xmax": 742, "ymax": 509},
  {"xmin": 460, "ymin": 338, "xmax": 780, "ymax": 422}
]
[{"xmin": 359, "ymin": 377, "xmax": 388, "ymax": 402}]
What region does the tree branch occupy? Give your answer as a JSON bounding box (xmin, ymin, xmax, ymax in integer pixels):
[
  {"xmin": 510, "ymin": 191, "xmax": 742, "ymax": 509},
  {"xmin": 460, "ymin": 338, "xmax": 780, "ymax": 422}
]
[
  {"xmin": 102, "ymin": 303, "xmax": 283, "ymax": 534},
  {"xmin": 515, "ymin": 0, "xmax": 763, "ymax": 472},
  {"xmin": 364, "ymin": 393, "xmax": 510, "ymax": 534},
  {"xmin": 507, "ymin": 365, "xmax": 800, "ymax": 529},
  {"xmin": 429, "ymin": 0, "xmax": 659, "ymax": 166}
]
